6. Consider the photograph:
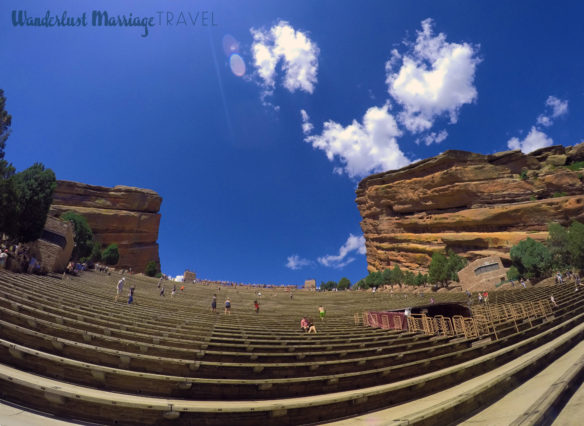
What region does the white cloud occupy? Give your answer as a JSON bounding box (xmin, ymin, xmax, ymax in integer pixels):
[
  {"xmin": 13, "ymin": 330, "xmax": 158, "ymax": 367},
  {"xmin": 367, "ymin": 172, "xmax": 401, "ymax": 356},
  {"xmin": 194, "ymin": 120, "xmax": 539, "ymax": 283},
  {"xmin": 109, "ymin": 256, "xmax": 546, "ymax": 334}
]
[
  {"xmin": 507, "ymin": 126, "xmax": 553, "ymax": 153},
  {"xmin": 304, "ymin": 104, "xmax": 410, "ymax": 178},
  {"xmin": 318, "ymin": 234, "xmax": 366, "ymax": 269},
  {"xmin": 251, "ymin": 21, "xmax": 319, "ymax": 99},
  {"xmin": 536, "ymin": 96, "xmax": 568, "ymax": 127},
  {"xmin": 286, "ymin": 255, "xmax": 312, "ymax": 270},
  {"xmin": 386, "ymin": 18, "xmax": 480, "ymax": 133},
  {"xmin": 417, "ymin": 129, "xmax": 448, "ymax": 146},
  {"xmin": 300, "ymin": 109, "xmax": 313, "ymax": 135}
]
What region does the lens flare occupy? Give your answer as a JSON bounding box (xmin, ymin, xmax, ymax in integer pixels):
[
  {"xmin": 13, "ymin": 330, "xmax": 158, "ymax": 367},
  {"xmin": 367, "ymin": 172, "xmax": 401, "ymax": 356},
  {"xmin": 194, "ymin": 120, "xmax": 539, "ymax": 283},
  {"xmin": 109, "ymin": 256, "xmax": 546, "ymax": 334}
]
[
  {"xmin": 222, "ymin": 34, "xmax": 240, "ymax": 57},
  {"xmin": 229, "ymin": 53, "xmax": 246, "ymax": 77}
]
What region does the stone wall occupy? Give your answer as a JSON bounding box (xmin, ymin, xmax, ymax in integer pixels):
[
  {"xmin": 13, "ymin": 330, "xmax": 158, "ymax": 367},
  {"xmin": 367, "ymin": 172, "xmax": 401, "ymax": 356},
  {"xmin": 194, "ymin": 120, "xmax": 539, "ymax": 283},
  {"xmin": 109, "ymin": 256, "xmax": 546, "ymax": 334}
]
[
  {"xmin": 30, "ymin": 216, "xmax": 74, "ymax": 273},
  {"xmin": 457, "ymin": 256, "xmax": 508, "ymax": 291},
  {"xmin": 356, "ymin": 143, "xmax": 584, "ymax": 273},
  {"xmin": 50, "ymin": 180, "xmax": 162, "ymax": 272}
]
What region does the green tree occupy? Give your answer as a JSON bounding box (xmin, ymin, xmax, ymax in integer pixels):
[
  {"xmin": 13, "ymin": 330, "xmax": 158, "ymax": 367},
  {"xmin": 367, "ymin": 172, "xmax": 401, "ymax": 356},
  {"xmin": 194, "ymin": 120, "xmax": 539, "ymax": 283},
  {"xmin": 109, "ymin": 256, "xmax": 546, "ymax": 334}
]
[
  {"xmin": 0, "ymin": 89, "xmax": 17, "ymax": 238},
  {"xmin": 12, "ymin": 163, "xmax": 56, "ymax": 242},
  {"xmin": 101, "ymin": 244, "xmax": 120, "ymax": 266},
  {"xmin": 90, "ymin": 242, "xmax": 102, "ymax": 262},
  {"xmin": 381, "ymin": 268, "xmax": 392, "ymax": 285},
  {"xmin": 404, "ymin": 270, "xmax": 415, "ymax": 286},
  {"xmin": 145, "ymin": 261, "xmax": 158, "ymax": 277},
  {"xmin": 509, "ymin": 238, "xmax": 552, "ymax": 280},
  {"xmin": 337, "ymin": 277, "xmax": 351, "ymax": 290},
  {"xmin": 391, "ymin": 264, "xmax": 404, "ymax": 286},
  {"xmin": 414, "ymin": 272, "xmax": 426, "ymax": 286},
  {"xmin": 0, "ymin": 89, "xmax": 13, "ymax": 177},
  {"xmin": 320, "ymin": 280, "xmax": 337, "ymax": 291},
  {"xmin": 429, "ymin": 250, "xmax": 466, "ymax": 286},
  {"xmin": 62, "ymin": 211, "xmax": 95, "ymax": 260},
  {"xmin": 354, "ymin": 279, "xmax": 368, "ymax": 290},
  {"xmin": 548, "ymin": 222, "xmax": 570, "ymax": 269},
  {"xmin": 446, "ymin": 250, "xmax": 467, "ymax": 282},
  {"xmin": 567, "ymin": 221, "xmax": 584, "ymax": 270},
  {"xmin": 429, "ymin": 252, "xmax": 449, "ymax": 285},
  {"xmin": 365, "ymin": 271, "xmax": 383, "ymax": 288},
  {"xmin": 507, "ymin": 266, "xmax": 520, "ymax": 281}
]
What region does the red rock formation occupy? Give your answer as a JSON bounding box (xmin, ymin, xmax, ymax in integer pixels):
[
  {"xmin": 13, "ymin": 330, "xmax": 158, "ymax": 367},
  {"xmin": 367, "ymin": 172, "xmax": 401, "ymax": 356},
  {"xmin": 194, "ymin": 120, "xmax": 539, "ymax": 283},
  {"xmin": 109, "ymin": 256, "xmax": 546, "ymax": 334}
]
[
  {"xmin": 356, "ymin": 144, "xmax": 584, "ymax": 273},
  {"xmin": 50, "ymin": 181, "xmax": 162, "ymax": 272}
]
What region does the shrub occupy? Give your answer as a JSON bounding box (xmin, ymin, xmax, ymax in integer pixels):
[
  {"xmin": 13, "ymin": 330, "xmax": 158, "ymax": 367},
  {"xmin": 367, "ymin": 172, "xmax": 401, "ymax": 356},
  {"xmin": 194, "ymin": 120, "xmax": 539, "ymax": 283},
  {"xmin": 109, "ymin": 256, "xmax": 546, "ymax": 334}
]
[
  {"xmin": 507, "ymin": 266, "xmax": 520, "ymax": 280},
  {"xmin": 337, "ymin": 277, "xmax": 351, "ymax": 290},
  {"xmin": 101, "ymin": 244, "xmax": 120, "ymax": 266},
  {"xmin": 509, "ymin": 238, "xmax": 552, "ymax": 280},
  {"xmin": 567, "ymin": 161, "xmax": 584, "ymax": 171},
  {"xmin": 145, "ymin": 261, "xmax": 158, "ymax": 277},
  {"xmin": 61, "ymin": 211, "xmax": 95, "ymax": 261},
  {"xmin": 520, "ymin": 170, "xmax": 528, "ymax": 180}
]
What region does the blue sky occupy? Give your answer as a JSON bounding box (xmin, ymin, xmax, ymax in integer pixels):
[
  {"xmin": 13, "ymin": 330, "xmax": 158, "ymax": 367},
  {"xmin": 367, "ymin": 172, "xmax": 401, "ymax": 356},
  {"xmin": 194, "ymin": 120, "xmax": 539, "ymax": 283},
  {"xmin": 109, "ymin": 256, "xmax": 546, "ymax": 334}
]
[{"xmin": 1, "ymin": 0, "xmax": 583, "ymax": 285}]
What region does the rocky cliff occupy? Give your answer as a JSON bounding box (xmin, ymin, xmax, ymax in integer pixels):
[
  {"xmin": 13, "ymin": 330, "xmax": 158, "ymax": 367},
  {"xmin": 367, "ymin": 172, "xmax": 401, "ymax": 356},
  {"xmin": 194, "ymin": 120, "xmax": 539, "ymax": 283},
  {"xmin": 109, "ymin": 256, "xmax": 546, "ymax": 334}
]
[
  {"xmin": 356, "ymin": 144, "xmax": 584, "ymax": 273},
  {"xmin": 50, "ymin": 181, "xmax": 162, "ymax": 272}
]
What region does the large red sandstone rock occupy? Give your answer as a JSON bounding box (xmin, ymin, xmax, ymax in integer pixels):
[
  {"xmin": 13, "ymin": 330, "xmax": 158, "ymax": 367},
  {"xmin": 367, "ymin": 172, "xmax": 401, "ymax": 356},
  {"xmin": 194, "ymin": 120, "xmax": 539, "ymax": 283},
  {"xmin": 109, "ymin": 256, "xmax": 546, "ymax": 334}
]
[
  {"xmin": 356, "ymin": 144, "xmax": 584, "ymax": 273},
  {"xmin": 50, "ymin": 181, "xmax": 162, "ymax": 272}
]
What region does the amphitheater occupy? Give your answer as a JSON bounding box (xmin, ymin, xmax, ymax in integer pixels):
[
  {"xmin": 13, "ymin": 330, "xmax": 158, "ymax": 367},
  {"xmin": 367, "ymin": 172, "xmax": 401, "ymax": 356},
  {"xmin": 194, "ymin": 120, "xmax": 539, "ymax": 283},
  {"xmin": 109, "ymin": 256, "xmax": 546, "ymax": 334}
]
[{"xmin": 0, "ymin": 269, "xmax": 583, "ymax": 425}]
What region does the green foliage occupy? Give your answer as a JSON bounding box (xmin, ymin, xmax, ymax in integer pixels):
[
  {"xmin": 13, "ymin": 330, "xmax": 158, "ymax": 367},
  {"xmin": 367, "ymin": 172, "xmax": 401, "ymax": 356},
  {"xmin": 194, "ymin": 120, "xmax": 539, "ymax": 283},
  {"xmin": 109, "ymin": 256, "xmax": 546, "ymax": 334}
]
[
  {"xmin": 90, "ymin": 242, "xmax": 102, "ymax": 262},
  {"xmin": 404, "ymin": 270, "xmax": 415, "ymax": 286},
  {"xmin": 429, "ymin": 252, "xmax": 449, "ymax": 285},
  {"xmin": 529, "ymin": 195, "xmax": 537, "ymax": 201},
  {"xmin": 11, "ymin": 163, "xmax": 56, "ymax": 242},
  {"xmin": 337, "ymin": 277, "xmax": 351, "ymax": 290},
  {"xmin": 428, "ymin": 250, "xmax": 467, "ymax": 286},
  {"xmin": 62, "ymin": 211, "xmax": 95, "ymax": 260},
  {"xmin": 0, "ymin": 90, "xmax": 18, "ymax": 238},
  {"xmin": 101, "ymin": 244, "xmax": 120, "ymax": 266},
  {"xmin": 548, "ymin": 222, "xmax": 570, "ymax": 269},
  {"xmin": 507, "ymin": 266, "xmax": 520, "ymax": 280},
  {"xmin": 0, "ymin": 177, "xmax": 18, "ymax": 238},
  {"xmin": 0, "ymin": 91, "xmax": 56, "ymax": 243},
  {"xmin": 567, "ymin": 161, "xmax": 584, "ymax": 171},
  {"xmin": 320, "ymin": 280, "xmax": 337, "ymax": 291},
  {"xmin": 0, "ymin": 89, "xmax": 12, "ymax": 177},
  {"xmin": 553, "ymin": 192, "xmax": 567, "ymax": 198},
  {"xmin": 509, "ymin": 238, "xmax": 552, "ymax": 280},
  {"xmin": 414, "ymin": 272, "xmax": 428, "ymax": 286},
  {"xmin": 155, "ymin": 272, "xmax": 162, "ymax": 278},
  {"xmin": 381, "ymin": 268, "xmax": 392, "ymax": 285},
  {"xmin": 354, "ymin": 279, "xmax": 368, "ymax": 290},
  {"xmin": 567, "ymin": 221, "xmax": 584, "ymax": 270},
  {"xmin": 546, "ymin": 221, "xmax": 584, "ymax": 271},
  {"xmin": 520, "ymin": 169, "xmax": 528, "ymax": 180},
  {"xmin": 365, "ymin": 271, "xmax": 384, "ymax": 288},
  {"xmin": 391, "ymin": 264, "xmax": 404, "ymax": 286},
  {"xmin": 145, "ymin": 261, "xmax": 158, "ymax": 277}
]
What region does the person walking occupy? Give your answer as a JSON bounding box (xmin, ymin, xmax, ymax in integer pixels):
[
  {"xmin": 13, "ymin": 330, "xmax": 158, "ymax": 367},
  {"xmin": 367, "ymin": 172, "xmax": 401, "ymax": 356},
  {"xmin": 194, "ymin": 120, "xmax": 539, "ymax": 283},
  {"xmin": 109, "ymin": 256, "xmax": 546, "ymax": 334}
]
[
  {"xmin": 319, "ymin": 305, "xmax": 326, "ymax": 320},
  {"xmin": 224, "ymin": 297, "xmax": 231, "ymax": 315},
  {"xmin": 254, "ymin": 300, "xmax": 260, "ymax": 314},
  {"xmin": 115, "ymin": 277, "xmax": 125, "ymax": 302},
  {"xmin": 211, "ymin": 294, "xmax": 217, "ymax": 312}
]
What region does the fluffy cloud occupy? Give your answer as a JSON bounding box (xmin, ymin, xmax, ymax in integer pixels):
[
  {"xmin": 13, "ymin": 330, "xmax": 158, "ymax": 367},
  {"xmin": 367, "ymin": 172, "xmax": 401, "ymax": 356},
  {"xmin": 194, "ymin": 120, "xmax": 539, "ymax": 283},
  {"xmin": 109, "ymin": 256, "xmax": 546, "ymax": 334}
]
[
  {"xmin": 416, "ymin": 130, "xmax": 448, "ymax": 146},
  {"xmin": 536, "ymin": 96, "xmax": 568, "ymax": 127},
  {"xmin": 285, "ymin": 255, "xmax": 312, "ymax": 270},
  {"xmin": 251, "ymin": 21, "xmax": 319, "ymax": 99},
  {"xmin": 300, "ymin": 109, "xmax": 313, "ymax": 135},
  {"xmin": 507, "ymin": 126, "xmax": 553, "ymax": 153},
  {"xmin": 318, "ymin": 234, "xmax": 366, "ymax": 269},
  {"xmin": 303, "ymin": 104, "xmax": 410, "ymax": 178},
  {"xmin": 386, "ymin": 18, "xmax": 480, "ymax": 133}
]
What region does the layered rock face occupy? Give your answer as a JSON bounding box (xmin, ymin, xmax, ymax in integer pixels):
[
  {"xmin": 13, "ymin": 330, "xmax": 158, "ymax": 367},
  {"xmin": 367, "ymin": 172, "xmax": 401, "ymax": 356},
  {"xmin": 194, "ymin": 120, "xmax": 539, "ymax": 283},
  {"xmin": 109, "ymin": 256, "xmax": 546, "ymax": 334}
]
[
  {"xmin": 356, "ymin": 144, "xmax": 584, "ymax": 273},
  {"xmin": 50, "ymin": 181, "xmax": 162, "ymax": 272}
]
